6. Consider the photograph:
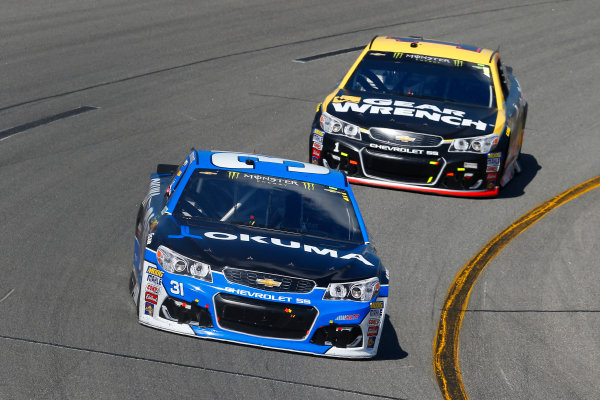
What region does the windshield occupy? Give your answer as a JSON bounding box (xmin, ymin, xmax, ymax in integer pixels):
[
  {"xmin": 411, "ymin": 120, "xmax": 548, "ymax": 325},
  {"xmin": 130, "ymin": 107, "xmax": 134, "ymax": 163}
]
[
  {"xmin": 173, "ymin": 170, "xmax": 364, "ymax": 243},
  {"xmin": 346, "ymin": 51, "xmax": 495, "ymax": 108}
]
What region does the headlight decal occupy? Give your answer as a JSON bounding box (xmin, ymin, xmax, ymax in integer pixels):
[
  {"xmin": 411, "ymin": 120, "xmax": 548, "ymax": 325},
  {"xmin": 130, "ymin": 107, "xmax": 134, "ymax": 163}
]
[
  {"xmin": 319, "ymin": 112, "xmax": 362, "ymax": 140},
  {"xmin": 323, "ymin": 277, "xmax": 380, "ymax": 302},
  {"xmin": 156, "ymin": 245, "xmax": 213, "ymax": 282},
  {"xmin": 449, "ymin": 132, "xmax": 499, "ymax": 153}
]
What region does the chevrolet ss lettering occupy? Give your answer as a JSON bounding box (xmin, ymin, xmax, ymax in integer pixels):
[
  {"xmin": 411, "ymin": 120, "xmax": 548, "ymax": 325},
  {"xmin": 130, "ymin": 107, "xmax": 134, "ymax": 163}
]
[
  {"xmin": 310, "ymin": 36, "xmax": 527, "ymax": 197},
  {"xmin": 224, "ymin": 287, "xmax": 293, "ymax": 302},
  {"xmin": 130, "ymin": 150, "xmax": 389, "ymax": 358},
  {"xmin": 369, "ymin": 143, "xmax": 439, "ymax": 156}
]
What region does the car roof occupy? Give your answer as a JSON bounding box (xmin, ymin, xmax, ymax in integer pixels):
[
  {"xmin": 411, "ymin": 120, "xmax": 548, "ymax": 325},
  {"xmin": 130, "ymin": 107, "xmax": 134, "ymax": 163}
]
[
  {"xmin": 368, "ymin": 36, "xmax": 497, "ymax": 65},
  {"xmin": 192, "ymin": 150, "xmax": 348, "ymax": 188}
]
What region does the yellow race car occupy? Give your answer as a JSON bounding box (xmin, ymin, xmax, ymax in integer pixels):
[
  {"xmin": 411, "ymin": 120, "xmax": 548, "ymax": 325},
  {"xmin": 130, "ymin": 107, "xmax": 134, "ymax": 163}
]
[{"xmin": 310, "ymin": 36, "xmax": 527, "ymax": 197}]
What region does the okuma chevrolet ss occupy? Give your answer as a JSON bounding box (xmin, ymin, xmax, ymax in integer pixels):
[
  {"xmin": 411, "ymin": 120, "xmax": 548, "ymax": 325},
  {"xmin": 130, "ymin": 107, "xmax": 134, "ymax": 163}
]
[
  {"xmin": 130, "ymin": 150, "xmax": 389, "ymax": 358},
  {"xmin": 310, "ymin": 36, "xmax": 527, "ymax": 197}
]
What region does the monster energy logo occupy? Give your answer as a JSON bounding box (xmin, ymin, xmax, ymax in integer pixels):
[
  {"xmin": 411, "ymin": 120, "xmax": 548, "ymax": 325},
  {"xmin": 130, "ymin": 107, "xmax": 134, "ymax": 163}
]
[
  {"xmin": 228, "ymin": 171, "xmax": 240, "ymax": 179},
  {"xmin": 453, "ymin": 59, "xmax": 463, "ymax": 67},
  {"xmin": 393, "ymin": 52, "xmax": 403, "ymax": 59},
  {"xmin": 303, "ymin": 182, "xmax": 315, "ymax": 190}
]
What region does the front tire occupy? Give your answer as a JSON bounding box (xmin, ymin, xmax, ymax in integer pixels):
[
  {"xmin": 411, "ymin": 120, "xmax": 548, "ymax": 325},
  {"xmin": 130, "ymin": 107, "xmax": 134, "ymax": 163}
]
[{"xmin": 129, "ymin": 269, "xmax": 141, "ymax": 316}]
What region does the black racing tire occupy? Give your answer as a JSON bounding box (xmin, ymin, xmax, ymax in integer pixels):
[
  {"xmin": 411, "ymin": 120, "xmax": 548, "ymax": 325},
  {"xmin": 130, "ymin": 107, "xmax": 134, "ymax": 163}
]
[{"xmin": 129, "ymin": 269, "xmax": 141, "ymax": 316}]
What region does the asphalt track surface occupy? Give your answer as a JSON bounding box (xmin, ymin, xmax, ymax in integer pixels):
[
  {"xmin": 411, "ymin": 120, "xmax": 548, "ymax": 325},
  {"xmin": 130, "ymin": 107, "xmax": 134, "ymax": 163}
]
[{"xmin": 1, "ymin": 1, "xmax": 599, "ymax": 399}]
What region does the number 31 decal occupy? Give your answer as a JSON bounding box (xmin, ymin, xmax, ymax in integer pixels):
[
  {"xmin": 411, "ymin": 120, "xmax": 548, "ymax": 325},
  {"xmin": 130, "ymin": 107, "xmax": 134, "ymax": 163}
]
[{"xmin": 170, "ymin": 280, "xmax": 184, "ymax": 296}]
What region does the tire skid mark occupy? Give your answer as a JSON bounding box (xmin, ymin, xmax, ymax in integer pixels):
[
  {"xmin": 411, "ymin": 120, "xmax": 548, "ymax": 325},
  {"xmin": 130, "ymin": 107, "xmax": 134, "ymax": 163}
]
[{"xmin": 0, "ymin": 289, "xmax": 15, "ymax": 304}]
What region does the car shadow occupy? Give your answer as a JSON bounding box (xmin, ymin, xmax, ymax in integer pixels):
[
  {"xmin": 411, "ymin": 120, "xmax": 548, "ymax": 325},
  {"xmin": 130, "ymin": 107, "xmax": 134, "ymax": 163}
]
[
  {"xmin": 498, "ymin": 153, "xmax": 541, "ymax": 198},
  {"xmin": 373, "ymin": 315, "xmax": 408, "ymax": 361}
]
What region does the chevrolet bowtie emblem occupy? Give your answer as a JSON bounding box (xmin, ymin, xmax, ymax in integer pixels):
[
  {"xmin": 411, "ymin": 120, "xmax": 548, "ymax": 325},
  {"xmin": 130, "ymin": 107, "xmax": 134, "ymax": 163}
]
[
  {"xmin": 395, "ymin": 135, "xmax": 415, "ymax": 142},
  {"xmin": 256, "ymin": 278, "xmax": 282, "ymax": 288}
]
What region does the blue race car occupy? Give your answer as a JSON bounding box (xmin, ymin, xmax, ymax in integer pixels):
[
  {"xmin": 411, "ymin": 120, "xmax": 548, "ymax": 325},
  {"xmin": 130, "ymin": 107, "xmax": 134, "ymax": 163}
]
[{"xmin": 130, "ymin": 150, "xmax": 389, "ymax": 358}]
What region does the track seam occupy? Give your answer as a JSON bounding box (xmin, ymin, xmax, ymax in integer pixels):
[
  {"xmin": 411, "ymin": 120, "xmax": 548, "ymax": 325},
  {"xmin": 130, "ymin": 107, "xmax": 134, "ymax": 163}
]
[
  {"xmin": 0, "ymin": 334, "xmax": 404, "ymax": 400},
  {"xmin": 0, "ymin": 0, "xmax": 567, "ymax": 113}
]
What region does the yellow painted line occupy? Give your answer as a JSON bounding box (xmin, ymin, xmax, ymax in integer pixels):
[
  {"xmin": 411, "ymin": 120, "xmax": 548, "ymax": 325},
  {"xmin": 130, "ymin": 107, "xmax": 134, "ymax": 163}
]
[{"xmin": 433, "ymin": 175, "xmax": 600, "ymax": 400}]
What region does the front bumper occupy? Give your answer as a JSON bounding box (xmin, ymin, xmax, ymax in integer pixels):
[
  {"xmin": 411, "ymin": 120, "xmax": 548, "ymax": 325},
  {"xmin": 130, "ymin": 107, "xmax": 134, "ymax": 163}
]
[
  {"xmin": 136, "ymin": 258, "xmax": 388, "ymax": 359},
  {"xmin": 310, "ymin": 127, "xmax": 501, "ymax": 197}
]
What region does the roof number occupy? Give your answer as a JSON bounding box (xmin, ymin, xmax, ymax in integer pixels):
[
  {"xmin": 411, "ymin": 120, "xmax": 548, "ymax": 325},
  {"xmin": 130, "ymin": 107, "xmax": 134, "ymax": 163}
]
[{"xmin": 211, "ymin": 152, "xmax": 330, "ymax": 175}]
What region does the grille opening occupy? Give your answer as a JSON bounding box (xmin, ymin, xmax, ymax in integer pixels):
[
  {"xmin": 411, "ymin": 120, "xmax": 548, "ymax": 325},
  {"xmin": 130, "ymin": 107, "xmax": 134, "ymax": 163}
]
[
  {"xmin": 223, "ymin": 268, "xmax": 316, "ymax": 294},
  {"xmin": 160, "ymin": 297, "xmax": 213, "ymax": 327},
  {"xmin": 362, "ymin": 149, "xmax": 443, "ymax": 184},
  {"xmin": 214, "ymin": 293, "xmax": 317, "ymax": 339},
  {"xmin": 311, "ymin": 324, "xmax": 363, "ymax": 348},
  {"xmin": 369, "ymin": 128, "xmax": 443, "ymax": 147}
]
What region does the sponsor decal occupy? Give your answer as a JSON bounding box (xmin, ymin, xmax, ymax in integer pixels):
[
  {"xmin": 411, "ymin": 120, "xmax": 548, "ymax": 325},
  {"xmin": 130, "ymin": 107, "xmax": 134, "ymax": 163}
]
[
  {"xmin": 145, "ymin": 292, "xmax": 158, "ymax": 304},
  {"xmin": 332, "ymin": 95, "xmax": 361, "ymax": 103},
  {"xmin": 312, "ymin": 156, "xmax": 319, "ymax": 164},
  {"xmin": 335, "ymin": 314, "xmax": 360, "ymax": 321},
  {"xmin": 331, "ymin": 98, "xmax": 490, "ymax": 131},
  {"xmin": 149, "ymin": 216, "xmax": 158, "ymax": 232},
  {"xmin": 313, "ymin": 128, "xmax": 324, "ymax": 136},
  {"xmin": 143, "ymin": 208, "xmax": 155, "ymax": 233},
  {"xmin": 405, "ymin": 54, "xmax": 454, "ymax": 65},
  {"xmin": 203, "ymin": 231, "xmax": 374, "ymax": 266},
  {"xmin": 143, "ymin": 178, "xmax": 162, "ymax": 206},
  {"xmin": 228, "ymin": 171, "xmax": 240, "ymax": 179},
  {"xmin": 312, "ymin": 141, "xmax": 323, "ymax": 151},
  {"xmin": 147, "ymin": 267, "xmax": 164, "ymax": 278},
  {"xmin": 367, "ymin": 336, "xmax": 376, "ymax": 348},
  {"xmin": 369, "ymin": 143, "xmax": 439, "ymax": 156},
  {"xmin": 146, "ymin": 284, "xmax": 160, "ymax": 294},
  {"xmin": 370, "ymin": 301, "xmax": 384, "ymax": 309},
  {"xmin": 312, "ymin": 148, "xmax": 321, "ymax": 157},
  {"xmin": 368, "ymin": 318, "xmax": 380, "ymax": 326},
  {"xmin": 486, "ymin": 172, "xmax": 498, "ymax": 181},
  {"xmin": 147, "ymin": 274, "xmax": 162, "ymax": 285},
  {"xmin": 303, "ymin": 182, "xmax": 315, "ymax": 190},
  {"xmin": 313, "ymin": 133, "xmax": 323, "ymax": 144},
  {"xmin": 369, "ymin": 309, "xmax": 383, "ymax": 317},
  {"xmin": 487, "ymin": 152, "xmax": 501, "ymax": 158},
  {"xmin": 487, "ymin": 181, "xmax": 496, "ymax": 190},
  {"xmin": 146, "ymin": 233, "xmax": 154, "ymax": 245},
  {"xmin": 242, "ymin": 174, "xmax": 299, "ymax": 187},
  {"xmin": 144, "ymin": 301, "xmax": 154, "ymax": 316},
  {"xmin": 367, "ymin": 326, "xmax": 379, "ymax": 336},
  {"xmin": 486, "ymin": 165, "xmax": 500, "ymax": 173},
  {"xmin": 464, "ymin": 162, "xmax": 478, "ymax": 169},
  {"xmin": 486, "ymin": 157, "xmax": 501, "ymax": 166}
]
